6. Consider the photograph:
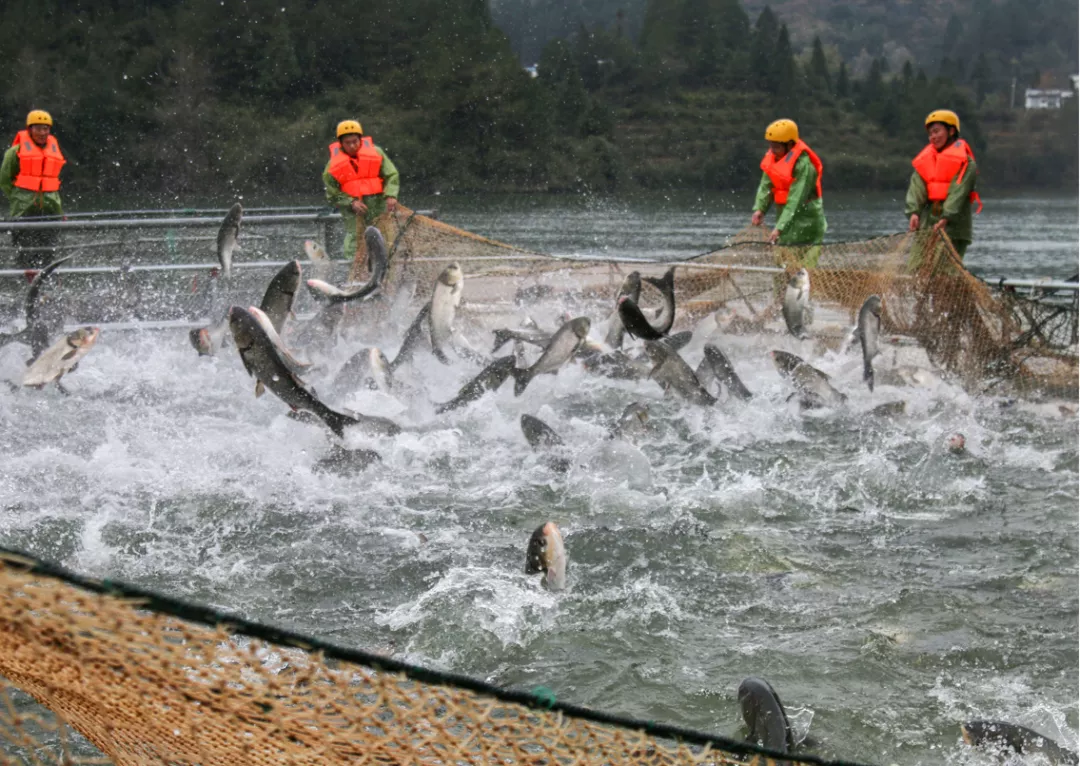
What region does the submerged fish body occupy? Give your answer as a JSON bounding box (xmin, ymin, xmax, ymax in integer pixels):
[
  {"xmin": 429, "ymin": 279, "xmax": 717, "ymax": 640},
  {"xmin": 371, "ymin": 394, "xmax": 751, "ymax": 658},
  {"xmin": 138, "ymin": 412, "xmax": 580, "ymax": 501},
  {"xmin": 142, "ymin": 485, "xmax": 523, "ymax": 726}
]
[
  {"xmin": 217, "ymin": 202, "xmax": 242, "ymax": 279},
  {"xmin": 961, "ymin": 720, "xmax": 1079, "ymax": 766},
  {"xmin": 23, "ymin": 326, "xmax": 100, "ymax": 389},
  {"xmin": 738, "ymin": 677, "xmax": 795, "ymax": 754},
  {"xmin": 338, "ymin": 347, "xmax": 393, "ymax": 392},
  {"xmin": 782, "ymin": 268, "xmax": 811, "ymax": 339},
  {"xmin": 525, "ymin": 521, "xmax": 567, "ymax": 590}
]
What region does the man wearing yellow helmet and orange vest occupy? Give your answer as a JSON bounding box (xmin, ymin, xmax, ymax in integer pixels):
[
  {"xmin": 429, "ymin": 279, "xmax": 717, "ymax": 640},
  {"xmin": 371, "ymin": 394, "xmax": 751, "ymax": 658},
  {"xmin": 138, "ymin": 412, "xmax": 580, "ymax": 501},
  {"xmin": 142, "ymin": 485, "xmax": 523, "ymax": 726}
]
[
  {"xmin": 1, "ymin": 109, "xmax": 66, "ymax": 268},
  {"xmin": 905, "ymin": 109, "xmax": 980, "ymax": 261},
  {"xmin": 750, "ymin": 119, "xmax": 827, "ymax": 268},
  {"xmin": 322, "ymin": 119, "xmax": 399, "ymax": 261}
]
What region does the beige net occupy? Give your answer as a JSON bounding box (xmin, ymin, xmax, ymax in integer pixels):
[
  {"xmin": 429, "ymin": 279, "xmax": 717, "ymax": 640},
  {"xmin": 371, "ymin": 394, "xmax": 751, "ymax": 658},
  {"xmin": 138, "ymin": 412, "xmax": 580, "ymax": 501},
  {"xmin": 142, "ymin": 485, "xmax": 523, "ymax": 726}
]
[
  {"xmin": 356, "ymin": 206, "xmax": 1076, "ymax": 398},
  {"xmin": 0, "ymin": 551, "xmax": 853, "ymax": 766}
]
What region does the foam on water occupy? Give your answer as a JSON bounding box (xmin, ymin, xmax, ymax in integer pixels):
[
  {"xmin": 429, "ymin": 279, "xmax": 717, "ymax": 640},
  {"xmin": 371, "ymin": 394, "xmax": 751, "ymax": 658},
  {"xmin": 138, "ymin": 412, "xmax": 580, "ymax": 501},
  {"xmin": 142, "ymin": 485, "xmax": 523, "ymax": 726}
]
[{"xmin": 0, "ymin": 197, "xmax": 1077, "ymax": 765}]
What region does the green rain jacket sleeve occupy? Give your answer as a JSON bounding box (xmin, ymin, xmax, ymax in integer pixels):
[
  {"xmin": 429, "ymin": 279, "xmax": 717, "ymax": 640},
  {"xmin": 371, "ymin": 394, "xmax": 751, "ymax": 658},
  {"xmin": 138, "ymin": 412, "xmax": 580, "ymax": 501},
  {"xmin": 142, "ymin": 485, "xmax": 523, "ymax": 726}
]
[
  {"xmin": 941, "ymin": 154, "xmax": 976, "ymax": 222},
  {"xmin": 378, "ymin": 147, "xmax": 400, "ymax": 199},
  {"xmin": 0, "ymin": 146, "xmax": 17, "ymax": 200},
  {"xmin": 903, "ymin": 172, "xmax": 928, "ymax": 217},
  {"xmin": 752, "ymin": 171, "xmax": 772, "ymax": 214},
  {"xmin": 775, "ymin": 154, "xmax": 816, "ymax": 233}
]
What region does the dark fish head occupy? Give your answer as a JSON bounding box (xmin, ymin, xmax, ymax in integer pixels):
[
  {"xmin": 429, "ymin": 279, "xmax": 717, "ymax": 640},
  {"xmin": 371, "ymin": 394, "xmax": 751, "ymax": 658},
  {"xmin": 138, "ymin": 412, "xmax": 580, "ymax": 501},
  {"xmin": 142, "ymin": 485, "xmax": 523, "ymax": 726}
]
[
  {"xmin": 618, "ymin": 271, "xmax": 642, "ymax": 301},
  {"xmin": 438, "ymin": 263, "xmax": 463, "ymax": 287},
  {"xmin": 865, "ymin": 294, "xmax": 883, "ymax": 317},
  {"xmin": 521, "ymin": 414, "xmax": 563, "ymax": 449},
  {"xmin": 284, "ymin": 259, "xmax": 301, "ymax": 279},
  {"xmin": 642, "ymin": 340, "xmax": 670, "ymax": 366},
  {"xmin": 614, "ymin": 402, "xmax": 650, "ymax": 440},
  {"xmin": 948, "ymin": 433, "xmax": 966, "ymax": 453},
  {"xmin": 771, "ymin": 349, "xmax": 803, "ymax": 376},
  {"xmin": 568, "ymin": 316, "xmax": 591, "ymax": 339},
  {"xmin": 364, "ymin": 226, "xmax": 387, "ymax": 253},
  {"xmin": 959, "ymin": 720, "xmax": 1061, "ymax": 758},
  {"xmin": 227, "ymin": 305, "xmax": 260, "ymax": 348}
]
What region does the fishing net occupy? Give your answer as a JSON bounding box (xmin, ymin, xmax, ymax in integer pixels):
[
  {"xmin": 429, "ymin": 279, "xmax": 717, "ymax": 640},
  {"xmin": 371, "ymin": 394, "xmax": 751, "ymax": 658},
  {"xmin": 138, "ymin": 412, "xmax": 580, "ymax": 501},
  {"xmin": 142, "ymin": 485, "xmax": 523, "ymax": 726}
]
[
  {"xmin": 365, "ymin": 206, "xmax": 1076, "ymax": 398},
  {"xmin": 0, "ymin": 549, "xmax": 864, "ymax": 766}
]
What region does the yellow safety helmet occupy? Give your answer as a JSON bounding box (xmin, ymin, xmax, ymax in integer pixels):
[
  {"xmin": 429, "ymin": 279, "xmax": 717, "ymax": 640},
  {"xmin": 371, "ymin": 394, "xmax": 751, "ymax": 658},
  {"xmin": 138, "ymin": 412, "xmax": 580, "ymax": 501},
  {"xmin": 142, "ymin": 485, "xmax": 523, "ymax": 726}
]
[
  {"xmin": 924, "ymin": 109, "xmax": 960, "ymax": 133},
  {"xmin": 764, "ymin": 119, "xmax": 799, "ymax": 143},
  {"xmin": 26, "ymin": 110, "xmax": 53, "ymax": 127},
  {"xmin": 336, "ymin": 120, "xmax": 363, "ymax": 138}
]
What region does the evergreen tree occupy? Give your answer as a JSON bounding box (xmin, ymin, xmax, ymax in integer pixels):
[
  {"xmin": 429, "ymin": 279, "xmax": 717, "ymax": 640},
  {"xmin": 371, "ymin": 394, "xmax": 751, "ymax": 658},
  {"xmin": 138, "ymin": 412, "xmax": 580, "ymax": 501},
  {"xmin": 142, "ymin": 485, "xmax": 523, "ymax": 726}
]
[
  {"xmin": 808, "ymin": 36, "xmax": 831, "ymax": 93},
  {"xmin": 750, "ymin": 7, "xmax": 780, "ymax": 92},
  {"xmin": 835, "ymin": 61, "xmax": 850, "ymax": 98},
  {"xmin": 774, "ymin": 24, "xmax": 797, "ymax": 100}
]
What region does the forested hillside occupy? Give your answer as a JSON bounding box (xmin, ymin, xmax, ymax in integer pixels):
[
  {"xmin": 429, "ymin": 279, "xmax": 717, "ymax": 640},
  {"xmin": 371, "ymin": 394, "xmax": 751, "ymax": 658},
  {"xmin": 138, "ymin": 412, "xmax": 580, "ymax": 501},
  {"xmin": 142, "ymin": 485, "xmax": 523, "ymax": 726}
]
[{"xmin": 0, "ymin": 0, "xmax": 1074, "ymax": 201}]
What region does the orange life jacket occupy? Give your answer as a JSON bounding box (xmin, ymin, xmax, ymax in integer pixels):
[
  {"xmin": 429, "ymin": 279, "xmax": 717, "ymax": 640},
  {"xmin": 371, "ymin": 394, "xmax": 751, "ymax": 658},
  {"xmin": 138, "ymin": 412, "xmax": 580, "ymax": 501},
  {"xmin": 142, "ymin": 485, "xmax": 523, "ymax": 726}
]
[
  {"xmin": 11, "ymin": 130, "xmax": 65, "ymax": 193},
  {"xmin": 760, "ymin": 140, "xmax": 823, "ymax": 205},
  {"xmin": 912, "ymin": 138, "xmax": 982, "ymax": 214},
  {"xmin": 327, "ymin": 137, "xmax": 384, "ymax": 198}
]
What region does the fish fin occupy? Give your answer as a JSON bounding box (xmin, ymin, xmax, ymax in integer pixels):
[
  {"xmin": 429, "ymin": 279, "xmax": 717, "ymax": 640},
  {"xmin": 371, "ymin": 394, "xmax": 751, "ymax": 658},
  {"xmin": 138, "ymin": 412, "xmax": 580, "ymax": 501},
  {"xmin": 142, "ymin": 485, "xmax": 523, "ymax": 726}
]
[
  {"xmin": 492, "ymin": 329, "xmax": 514, "ymax": 353},
  {"xmin": 431, "ymin": 345, "xmax": 451, "ymax": 365},
  {"xmin": 255, "ymin": 380, "xmax": 265, "ymax": 398},
  {"xmin": 511, "ymin": 366, "xmax": 530, "ymax": 397}
]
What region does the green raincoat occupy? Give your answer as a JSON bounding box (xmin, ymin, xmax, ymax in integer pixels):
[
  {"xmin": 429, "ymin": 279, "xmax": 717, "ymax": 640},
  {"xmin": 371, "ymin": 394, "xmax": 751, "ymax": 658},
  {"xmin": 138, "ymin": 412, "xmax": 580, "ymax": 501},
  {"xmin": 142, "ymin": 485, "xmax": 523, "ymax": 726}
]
[
  {"xmin": 904, "ymin": 146, "xmax": 977, "ymax": 260},
  {"xmin": 322, "ymin": 143, "xmax": 400, "ymax": 260},
  {"xmin": 0, "ymin": 143, "xmax": 64, "ymax": 219},
  {"xmin": 753, "ymin": 153, "xmax": 827, "ymax": 268}
]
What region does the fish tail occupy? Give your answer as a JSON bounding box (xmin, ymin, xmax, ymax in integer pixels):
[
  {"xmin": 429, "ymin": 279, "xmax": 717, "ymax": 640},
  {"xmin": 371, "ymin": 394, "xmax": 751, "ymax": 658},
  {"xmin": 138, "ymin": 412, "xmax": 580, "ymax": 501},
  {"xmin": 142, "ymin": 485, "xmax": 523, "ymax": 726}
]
[
  {"xmin": 511, "ymin": 366, "xmax": 531, "ymax": 397},
  {"xmin": 492, "ymin": 329, "xmax": 514, "ymax": 353}
]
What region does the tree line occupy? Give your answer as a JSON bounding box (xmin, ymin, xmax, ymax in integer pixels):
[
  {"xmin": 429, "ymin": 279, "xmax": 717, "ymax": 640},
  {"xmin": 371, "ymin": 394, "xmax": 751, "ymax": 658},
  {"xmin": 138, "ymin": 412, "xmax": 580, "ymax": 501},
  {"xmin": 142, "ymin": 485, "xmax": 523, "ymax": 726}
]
[{"xmin": 0, "ymin": 0, "xmax": 1074, "ymax": 204}]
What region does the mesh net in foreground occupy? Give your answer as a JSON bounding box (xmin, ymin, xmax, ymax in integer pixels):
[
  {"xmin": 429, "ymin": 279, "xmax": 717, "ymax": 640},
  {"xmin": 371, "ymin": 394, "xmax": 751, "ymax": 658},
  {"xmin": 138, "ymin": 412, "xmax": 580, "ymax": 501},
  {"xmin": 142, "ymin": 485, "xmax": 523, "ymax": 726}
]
[
  {"xmin": 0, "ymin": 549, "xmax": 874, "ymax": 766},
  {"xmin": 366, "ymin": 207, "xmax": 1076, "ymax": 399}
]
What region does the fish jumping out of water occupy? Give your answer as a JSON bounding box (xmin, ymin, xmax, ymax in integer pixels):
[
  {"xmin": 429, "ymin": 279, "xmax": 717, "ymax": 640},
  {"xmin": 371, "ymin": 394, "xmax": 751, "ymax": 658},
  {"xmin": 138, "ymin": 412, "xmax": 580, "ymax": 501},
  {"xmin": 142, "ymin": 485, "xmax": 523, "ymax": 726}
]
[
  {"xmin": 855, "ymin": 294, "xmax": 882, "ymax": 392},
  {"xmin": 0, "ymin": 254, "xmax": 74, "ymax": 361},
  {"xmin": 960, "ymin": 720, "xmax": 1079, "ymax": 766},
  {"xmin": 700, "ymin": 344, "xmax": 753, "ymax": 401},
  {"xmin": 644, "ymin": 341, "xmax": 716, "ymax": 406},
  {"xmin": 782, "ymin": 268, "xmax": 811, "ymax": 340},
  {"xmin": 512, "ymin": 317, "xmax": 590, "ymax": 396},
  {"xmin": 643, "ymin": 267, "xmax": 676, "ymax": 335},
  {"xmin": 22, "ymin": 326, "xmax": 100, "ymax": 392},
  {"xmin": 259, "ymin": 260, "xmax": 301, "ymax": 335},
  {"xmin": 216, "ymin": 202, "xmax": 242, "ymax": 279},
  {"xmin": 337, "ymin": 347, "xmax": 393, "ymax": 392},
  {"xmin": 434, "ymin": 356, "xmax": 516, "ymax": 414},
  {"xmin": 520, "ymin": 413, "xmax": 571, "ymax": 473},
  {"xmin": 429, "ymin": 263, "xmax": 464, "ymax": 364},
  {"xmin": 525, "ymin": 521, "xmax": 567, "ymax": 590},
  {"xmin": 305, "ymin": 227, "xmax": 389, "ymax": 304},
  {"xmin": 604, "ymin": 271, "xmax": 642, "ymax": 350},
  {"xmin": 771, "ymin": 350, "xmax": 846, "ymax": 407},
  {"xmin": 229, "ymin": 306, "xmax": 399, "ymax": 438},
  {"xmin": 618, "ymin": 295, "xmax": 667, "ymax": 341}
]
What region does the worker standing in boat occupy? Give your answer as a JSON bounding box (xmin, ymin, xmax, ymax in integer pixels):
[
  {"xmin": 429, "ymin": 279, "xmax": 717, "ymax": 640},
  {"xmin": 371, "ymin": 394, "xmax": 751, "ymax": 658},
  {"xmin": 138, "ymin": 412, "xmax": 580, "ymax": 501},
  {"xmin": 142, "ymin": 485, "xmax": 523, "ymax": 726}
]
[
  {"xmin": 750, "ymin": 119, "xmax": 827, "ymax": 268},
  {"xmin": 905, "ymin": 109, "xmax": 980, "ymax": 262},
  {"xmin": 322, "ymin": 119, "xmax": 399, "ymax": 265},
  {"xmin": 1, "ymin": 110, "xmax": 65, "ymax": 269}
]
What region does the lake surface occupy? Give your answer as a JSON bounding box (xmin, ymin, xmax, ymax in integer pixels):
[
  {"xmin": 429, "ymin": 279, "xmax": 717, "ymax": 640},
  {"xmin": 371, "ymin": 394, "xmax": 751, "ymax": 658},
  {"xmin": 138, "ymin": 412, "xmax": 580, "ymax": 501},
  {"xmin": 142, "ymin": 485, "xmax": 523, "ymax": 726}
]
[{"xmin": 0, "ymin": 191, "xmax": 1076, "ymax": 764}]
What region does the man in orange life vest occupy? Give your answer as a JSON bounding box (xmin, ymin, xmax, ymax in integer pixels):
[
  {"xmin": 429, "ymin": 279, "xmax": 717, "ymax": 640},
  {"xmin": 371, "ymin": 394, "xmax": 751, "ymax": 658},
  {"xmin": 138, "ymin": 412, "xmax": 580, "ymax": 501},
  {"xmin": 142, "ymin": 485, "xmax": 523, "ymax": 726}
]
[
  {"xmin": 322, "ymin": 119, "xmax": 399, "ymax": 261},
  {"xmin": 0, "ymin": 109, "xmax": 66, "ymax": 269},
  {"xmin": 905, "ymin": 109, "xmax": 980, "ymax": 261},
  {"xmin": 750, "ymin": 119, "xmax": 827, "ymax": 268}
]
